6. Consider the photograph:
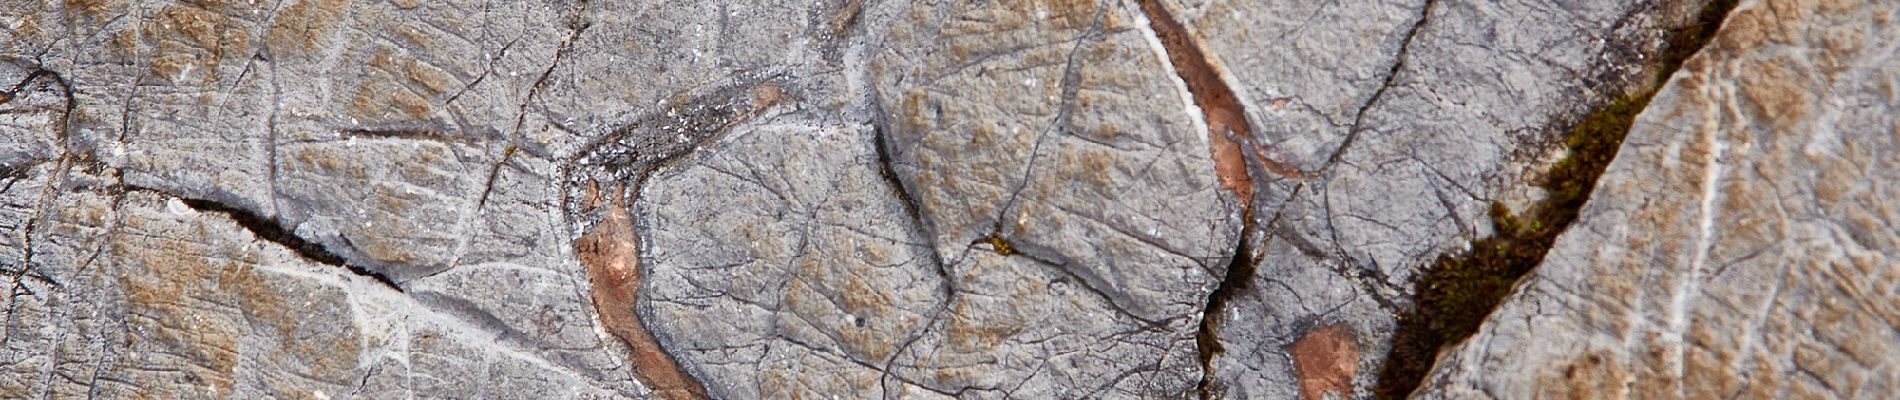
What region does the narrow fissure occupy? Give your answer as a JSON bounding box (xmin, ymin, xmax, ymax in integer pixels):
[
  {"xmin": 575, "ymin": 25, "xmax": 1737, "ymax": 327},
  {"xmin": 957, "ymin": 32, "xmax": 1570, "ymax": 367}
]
[
  {"xmin": 139, "ymin": 187, "xmax": 404, "ymax": 291},
  {"xmin": 993, "ymin": 240, "xmax": 1171, "ymax": 328},
  {"xmin": 872, "ymin": 125, "xmax": 929, "ymax": 236},
  {"xmin": 1371, "ymin": 0, "xmax": 1740, "ymax": 397},
  {"xmin": 869, "ymin": 121, "xmax": 965, "ymax": 397},
  {"xmin": 1134, "ymin": 1, "xmax": 1268, "ymax": 396},
  {"xmin": 1195, "ymin": 217, "xmax": 1255, "ymax": 399},
  {"xmin": 988, "ymin": 6, "xmax": 1108, "ymax": 246},
  {"xmin": 8, "ymin": 68, "xmax": 77, "ymax": 289},
  {"xmin": 1326, "ymin": 0, "xmax": 1437, "ymax": 173}
]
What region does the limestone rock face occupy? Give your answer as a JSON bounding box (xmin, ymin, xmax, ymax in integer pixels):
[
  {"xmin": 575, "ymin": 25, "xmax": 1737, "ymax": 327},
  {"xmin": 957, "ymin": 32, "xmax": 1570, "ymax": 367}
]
[
  {"xmin": 1416, "ymin": 0, "xmax": 1900, "ymax": 398},
  {"xmin": 1, "ymin": 0, "xmax": 1888, "ymax": 399}
]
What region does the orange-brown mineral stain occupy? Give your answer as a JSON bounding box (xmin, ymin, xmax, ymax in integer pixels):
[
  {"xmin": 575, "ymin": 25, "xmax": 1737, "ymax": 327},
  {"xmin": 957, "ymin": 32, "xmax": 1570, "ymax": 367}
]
[
  {"xmin": 1290, "ymin": 324, "xmax": 1359, "ymax": 400},
  {"xmin": 1205, "ymin": 108, "xmax": 1255, "ymax": 202},
  {"xmin": 749, "ymin": 83, "xmax": 781, "ymax": 113},
  {"xmin": 1139, "ymin": 0, "xmax": 1266, "ymax": 204},
  {"xmin": 574, "ymin": 182, "xmax": 710, "ymax": 400}
]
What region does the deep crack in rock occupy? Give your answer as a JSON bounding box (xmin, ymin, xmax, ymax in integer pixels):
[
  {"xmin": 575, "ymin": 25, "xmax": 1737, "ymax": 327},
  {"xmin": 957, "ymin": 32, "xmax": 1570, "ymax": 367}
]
[
  {"xmin": 1195, "ymin": 219, "xmax": 1256, "ymax": 399},
  {"xmin": 1134, "ymin": 1, "xmax": 1272, "ymax": 396},
  {"xmin": 126, "ymin": 186, "xmax": 404, "ymax": 291},
  {"xmin": 1371, "ymin": 0, "xmax": 1743, "ymax": 397}
]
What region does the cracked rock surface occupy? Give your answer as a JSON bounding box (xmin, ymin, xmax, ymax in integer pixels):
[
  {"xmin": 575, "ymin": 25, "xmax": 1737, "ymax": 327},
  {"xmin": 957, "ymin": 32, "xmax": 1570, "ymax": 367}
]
[
  {"xmin": 1, "ymin": 0, "xmax": 1890, "ymax": 398},
  {"xmin": 1417, "ymin": 0, "xmax": 1900, "ymax": 397},
  {"xmin": 1195, "ymin": 0, "xmax": 1727, "ymax": 397}
]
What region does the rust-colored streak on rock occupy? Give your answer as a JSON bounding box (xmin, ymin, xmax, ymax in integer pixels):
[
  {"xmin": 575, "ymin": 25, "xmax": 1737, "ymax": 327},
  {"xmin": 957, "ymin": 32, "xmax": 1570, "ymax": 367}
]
[
  {"xmin": 1204, "ymin": 108, "xmax": 1255, "ymax": 202},
  {"xmin": 575, "ymin": 182, "xmax": 709, "ymax": 400},
  {"xmin": 1140, "ymin": 0, "xmax": 1260, "ymax": 203},
  {"xmin": 1290, "ymin": 324, "xmax": 1359, "ymax": 400}
]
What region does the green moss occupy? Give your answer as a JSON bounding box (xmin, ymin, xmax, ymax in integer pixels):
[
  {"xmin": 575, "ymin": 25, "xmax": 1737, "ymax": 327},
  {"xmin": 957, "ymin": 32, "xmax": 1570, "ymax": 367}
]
[{"xmin": 1372, "ymin": 1, "xmax": 1738, "ymax": 398}]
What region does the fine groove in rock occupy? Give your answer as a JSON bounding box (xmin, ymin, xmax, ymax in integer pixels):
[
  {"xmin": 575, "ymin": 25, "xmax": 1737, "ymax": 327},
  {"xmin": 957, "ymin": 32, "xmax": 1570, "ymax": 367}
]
[
  {"xmin": 124, "ymin": 185, "xmax": 404, "ymax": 291},
  {"xmin": 2, "ymin": 70, "xmax": 55, "ymax": 105},
  {"xmin": 1324, "ymin": 0, "xmax": 1437, "ymax": 174},
  {"xmin": 1371, "ymin": 0, "xmax": 1742, "ymax": 397},
  {"xmin": 870, "ymin": 122, "xmax": 960, "ymax": 397},
  {"xmin": 1001, "ymin": 241, "xmax": 1173, "ymax": 328},
  {"xmin": 872, "ymin": 116, "xmax": 931, "ymax": 243},
  {"xmin": 449, "ymin": 10, "xmax": 590, "ymax": 273},
  {"xmin": 8, "ymin": 68, "xmax": 76, "ymax": 290}
]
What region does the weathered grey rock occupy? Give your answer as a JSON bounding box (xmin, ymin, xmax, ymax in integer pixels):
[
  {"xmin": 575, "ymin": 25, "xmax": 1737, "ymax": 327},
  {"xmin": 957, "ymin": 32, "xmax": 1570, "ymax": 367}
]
[
  {"xmin": 870, "ymin": 0, "xmax": 1241, "ymax": 323},
  {"xmin": 1417, "ymin": 0, "xmax": 1900, "ymax": 397},
  {"xmin": 1193, "ymin": 0, "xmax": 1721, "ymax": 397},
  {"xmin": 0, "ymin": 172, "xmax": 634, "ymax": 398},
  {"xmin": 6, "ymin": 0, "xmax": 1886, "ymax": 398},
  {"xmin": 614, "ymin": 0, "xmax": 1242, "ymax": 397},
  {"xmin": 2, "ymin": 0, "xmax": 828, "ymax": 397}
]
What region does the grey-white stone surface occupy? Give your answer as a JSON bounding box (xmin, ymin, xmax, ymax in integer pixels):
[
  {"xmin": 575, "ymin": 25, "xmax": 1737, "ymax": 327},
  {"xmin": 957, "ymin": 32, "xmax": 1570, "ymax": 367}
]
[
  {"xmin": 5, "ymin": 0, "xmax": 1888, "ymax": 399},
  {"xmin": 2, "ymin": 0, "xmax": 832, "ymax": 397},
  {"xmin": 1197, "ymin": 0, "xmax": 1721, "ymax": 397},
  {"xmin": 1417, "ymin": 0, "xmax": 1900, "ymax": 397}
]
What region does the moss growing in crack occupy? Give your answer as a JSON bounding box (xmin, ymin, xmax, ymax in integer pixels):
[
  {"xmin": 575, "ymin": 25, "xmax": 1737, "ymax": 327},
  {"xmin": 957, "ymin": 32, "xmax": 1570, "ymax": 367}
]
[
  {"xmin": 1371, "ymin": 86, "xmax": 1658, "ymax": 400},
  {"xmin": 1373, "ymin": 0, "xmax": 1738, "ymax": 398}
]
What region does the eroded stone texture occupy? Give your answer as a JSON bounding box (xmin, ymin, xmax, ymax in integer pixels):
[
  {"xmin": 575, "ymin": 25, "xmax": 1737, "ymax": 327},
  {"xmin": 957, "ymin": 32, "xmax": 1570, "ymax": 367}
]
[
  {"xmin": 852, "ymin": 0, "xmax": 1242, "ymax": 396},
  {"xmin": 1417, "ymin": 0, "xmax": 1900, "ymax": 397},
  {"xmin": 872, "ymin": 0, "xmax": 1239, "ymax": 326},
  {"xmin": 0, "ymin": 0, "xmax": 831, "ymax": 283},
  {"xmin": 0, "ymin": 172, "xmax": 634, "ymax": 398},
  {"xmin": 633, "ymin": 87, "xmax": 1224, "ymax": 398},
  {"xmin": 638, "ymin": 121, "xmax": 947, "ymax": 398},
  {"xmin": 1188, "ymin": 0, "xmax": 1728, "ymax": 397},
  {"xmin": 1180, "ymin": 0, "xmax": 1426, "ymax": 173},
  {"xmin": 5, "ymin": 0, "xmax": 1883, "ymax": 398},
  {"xmin": 600, "ymin": 0, "xmax": 1245, "ymax": 397},
  {"xmin": 2, "ymin": 0, "xmax": 831, "ymax": 397}
]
